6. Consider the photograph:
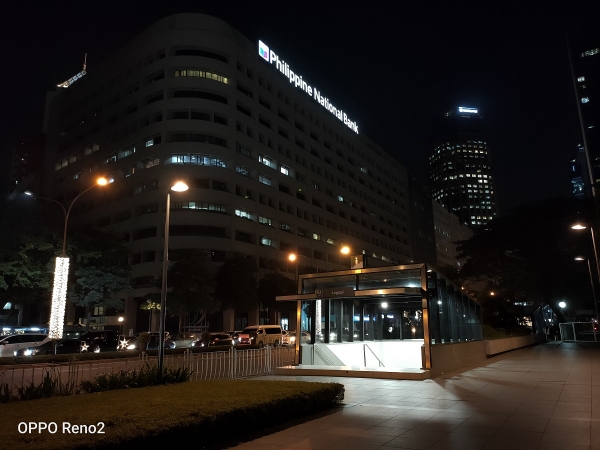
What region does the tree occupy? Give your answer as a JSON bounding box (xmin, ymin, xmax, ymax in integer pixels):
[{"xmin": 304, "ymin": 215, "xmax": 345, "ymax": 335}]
[
  {"xmin": 0, "ymin": 198, "xmax": 58, "ymax": 325},
  {"xmin": 167, "ymin": 249, "xmax": 219, "ymax": 332},
  {"xmin": 257, "ymin": 272, "xmax": 297, "ymax": 312},
  {"xmin": 68, "ymin": 228, "xmax": 132, "ymax": 330},
  {"xmin": 214, "ymin": 253, "xmax": 258, "ymax": 312},
  {"xmin": 457, "ymin": 197, "xmax": 594, "ymax": 326}
]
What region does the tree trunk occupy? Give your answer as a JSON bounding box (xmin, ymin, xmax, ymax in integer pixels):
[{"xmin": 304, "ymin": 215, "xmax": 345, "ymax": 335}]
[
  {"xmin": 85, "ymin": 306, "xmax": 92, "ymax": 332},
  {"xmin": 178, "ymin": 307, "xmax": 184, "ymax": 333}
]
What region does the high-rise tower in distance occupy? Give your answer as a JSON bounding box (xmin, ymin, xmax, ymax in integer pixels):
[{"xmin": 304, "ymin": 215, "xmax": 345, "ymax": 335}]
[
  {"xmin": 429, "ymin": 107, "xmax": 496, "ymax": 227},
  {"xmin": 568, "ymin": 25, "xmax": 600, "ymax": 199}
]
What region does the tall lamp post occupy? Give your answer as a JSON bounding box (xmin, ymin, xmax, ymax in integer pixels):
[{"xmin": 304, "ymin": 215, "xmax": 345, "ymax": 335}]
[
  {"xmin": 575, "ymin": 256, "xmax": 598, "ymax": 342},
  {"xmin": 158, "ymin": 181, "xmax": 189, "ymax": 380},
  {"xmin": 571, "ymin": 223, "xmax": 600, "ymax": 325},
  {"xmin": 25, "ymin": 177, "xmax": 108, "ymax": 340}
]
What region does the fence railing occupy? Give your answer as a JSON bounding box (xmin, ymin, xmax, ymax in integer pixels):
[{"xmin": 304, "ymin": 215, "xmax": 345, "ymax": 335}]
[
  {"xmin": 0, "ymin": 346, "xmax": 296, "ymax": 395},
  {"xmin": 559, "ymin": 322, "xmax": 598, "ymax": 342}
]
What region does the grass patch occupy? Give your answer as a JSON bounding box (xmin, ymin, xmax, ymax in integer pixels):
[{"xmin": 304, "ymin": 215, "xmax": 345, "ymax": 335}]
[{"xmin": 1, "ymin": 380, "xmax": 344, "ymax": 450}]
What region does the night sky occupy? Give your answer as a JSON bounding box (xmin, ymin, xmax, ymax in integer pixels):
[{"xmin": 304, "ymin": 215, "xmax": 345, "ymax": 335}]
[{"xmin": 2, "ymin": 1, "xmax": 598, "ymax": 215}]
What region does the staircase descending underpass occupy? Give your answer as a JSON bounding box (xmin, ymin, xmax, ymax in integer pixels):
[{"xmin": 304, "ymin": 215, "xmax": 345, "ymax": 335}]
[{"xmin": 313, "ymin": 344, "xmax": 345, "ymax": 366}]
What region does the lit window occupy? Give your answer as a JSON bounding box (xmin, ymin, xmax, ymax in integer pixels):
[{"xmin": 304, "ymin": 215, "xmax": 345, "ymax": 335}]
[
  {"xmin": 235, "ymin": 209, "xmax": 251, "ymax": 219},
  {"xmin": 338, "ymin": 195, "xmax": 344, "ymax": 202},
  {"xmin": 174, "ymin": 69, "xmax": 228, "ymax": 84},
  {"xmin": 313, "ymin": 233, "xmax": 321, "ymax": 241},
  {"xmin": 259, "ymin": 155, "xmax": 275, "ymax": 168},
  {"xmin": 578, "ymin": 76, "xmax": 585, "ymax": 82},
  {"xmin": 582, "ymin": 97, "xmax": 590, "ymax": 103},
  {"xmin": 236, "ymin": 165, "xmax": 251, "ymax": 176},
  {"xmin": 259, "ymin": 175, "xmax": 272, "ymax": 186},
  {"xmin": 326, "ymin": 238, "xmax": 335, "ymax": 245},
  {"xmin": 260, "ymin": 237, "xmax": 272, "ymax": 246},
  {"xmin": 259, "ymin": 216, "xmax": 272, "ymax": 226},
  {"xmin": 146, "ymin": 139, "xmax": 154, "ymax": 147},
  {"xmin": 280, "ymin": 165, "xmax": 290, "ymax": 176}
]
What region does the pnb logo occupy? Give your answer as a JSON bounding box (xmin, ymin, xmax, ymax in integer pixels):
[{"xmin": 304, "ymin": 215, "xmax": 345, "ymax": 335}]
[{"xmin": 258, "ymin": 40, "xmax": 270, "ymax": 61}]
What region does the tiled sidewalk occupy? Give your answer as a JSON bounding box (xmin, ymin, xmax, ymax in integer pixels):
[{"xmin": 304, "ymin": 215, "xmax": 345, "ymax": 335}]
[{"xmin": 224, "ymin": 342, "xmax": 600, "ymax": 450}]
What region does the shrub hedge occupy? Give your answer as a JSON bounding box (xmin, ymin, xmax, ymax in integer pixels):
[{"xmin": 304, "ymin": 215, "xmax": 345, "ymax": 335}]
[{"xmin": 2, "ymin": 380, "xmax": 345, "ymax": 450}]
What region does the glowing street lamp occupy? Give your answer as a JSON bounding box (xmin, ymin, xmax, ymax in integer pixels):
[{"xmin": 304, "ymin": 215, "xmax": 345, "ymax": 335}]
[
  {"xmin": 25, "ymin": 177, "xmax": 108, "ymax": 340},
  {"xmin": 158, "ymin": 181, "xmax": 189, "ymax": 379}
]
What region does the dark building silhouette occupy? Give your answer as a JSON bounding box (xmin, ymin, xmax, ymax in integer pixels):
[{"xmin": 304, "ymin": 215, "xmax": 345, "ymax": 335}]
[
  {"xmin": 8, "ymin": 132, "xmax": 45, "ymax": 196},
  {"xmin": 569, "ymin": 25, "xmax": 600, "ymax": 199},
  {"xmin": 429, "ymin": 107, "xmax": 496, "ymax": 227}
]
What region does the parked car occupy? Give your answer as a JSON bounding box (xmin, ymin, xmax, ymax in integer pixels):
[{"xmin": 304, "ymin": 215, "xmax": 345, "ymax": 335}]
[
  {"xmin": 238, "ymin": 325, "xmax": 283, "ymax": 347},
  {"xmin": 127, "ymin": 332, "xmax": 175, "ymax": 351},
  {"xmin": 14, "ymin": 340, "xmax": 55, "ymax": 356},
  {"xmin": 55, "ymin": 330, "xmax": 119, "ymax": 354},
  {"xmin": 194, "ymin": 332, "xmax": 233, "ymax": 348},
  {"xmin": 0, "ymin": 333, "xmax": 52, "ymax": 357},
  {"xmin": 227, "ymin": 331, "xmax": 242, "ymax": 345},
  {"xmin": 171, "ymin": 332, "xmax": 198, "ymax": 348},
  {"xmin": 283, "ymin": 330, "xmax": 311, "ymax": 345},
  {"xmin": 282, "ymin": 330, "xmax": 292, "ymax": 345}
]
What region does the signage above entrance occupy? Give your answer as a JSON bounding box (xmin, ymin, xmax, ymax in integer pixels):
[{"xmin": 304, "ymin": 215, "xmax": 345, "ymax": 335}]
[
  {"xmin": 315, "ymin": 287, "xmax": 355, "ymax": 299},
  {"xmin": 258, "ymin": 40, "xmax": 359, "ymax": 134}
]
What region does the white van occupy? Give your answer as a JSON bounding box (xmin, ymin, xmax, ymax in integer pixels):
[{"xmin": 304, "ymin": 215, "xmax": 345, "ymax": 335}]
[
  {"xmin": 0, "ymin": 333, "xmax": 52, "ymax": 357},
  {"xmin": 238, "ymin": 325, "xmax": 283, "ymax": 347}
]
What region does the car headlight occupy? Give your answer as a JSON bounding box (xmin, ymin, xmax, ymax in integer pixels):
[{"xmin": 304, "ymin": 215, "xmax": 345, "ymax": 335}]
[
  {"xmin": 94, "ymin": 347, "xmax": 101, "ymax": 353},
  {"xmin": 127, "ymin": 344, "xmax": 136, "ymax": 350},
  {"xmin": 24, "ymin": 349, "xmax": 33, "ymax": 356}
]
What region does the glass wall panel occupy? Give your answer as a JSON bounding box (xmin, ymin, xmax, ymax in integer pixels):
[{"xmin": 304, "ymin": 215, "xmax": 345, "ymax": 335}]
[
  {"xmin": 428, "ymin": 274, "xmax": 441, "ymax": 344},
  {"xmin": 358, "ymin": 269, "xmax": 422, "ymax": 290},
  {"xmin": 456, "ymin": 291, "xmax": 465, "ymax": 341},
  {"xmin": 302, "ymin": 275, "xmax": 355, "ymax": 294}
]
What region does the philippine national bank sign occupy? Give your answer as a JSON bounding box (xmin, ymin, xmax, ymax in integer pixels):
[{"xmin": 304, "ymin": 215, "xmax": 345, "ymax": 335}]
[{"xmin": 258, "ymin": 40, "xmax": 359, "ymax": 134}]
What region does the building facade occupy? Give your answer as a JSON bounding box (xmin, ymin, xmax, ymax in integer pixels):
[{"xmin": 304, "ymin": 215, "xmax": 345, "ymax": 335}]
[
  {"xmin": 569, "ymin": 27, "xmax": 600, "ymax": 199},
  {"xmin": 431, "ymin": 200, "xmax": 473, "ymax": 269},
  {"xmin": 429, "ymin": 107, "xmax": 496, "ymax": 227},
  {"xmin": 42, "ymin": 14, "xmax": 414, "ymax": 333}
]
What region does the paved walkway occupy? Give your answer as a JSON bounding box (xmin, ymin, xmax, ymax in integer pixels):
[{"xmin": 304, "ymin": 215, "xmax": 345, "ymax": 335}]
[{"xmin": 224, "ymin": 342, "xmax": 600, "ymax": 450}]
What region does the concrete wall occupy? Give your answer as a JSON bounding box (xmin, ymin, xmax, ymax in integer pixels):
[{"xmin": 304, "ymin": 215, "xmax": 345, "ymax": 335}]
[
  {"xmin": 429, "ymin": 341, "xmax": 487, "ymax": 377},
  {"xmin": 429, "ymin": 334, "xmax": 546, "ymax": 377},
  {"xmin": 484, "ymin": 334, "xmax": 545, "ymax": 356}
]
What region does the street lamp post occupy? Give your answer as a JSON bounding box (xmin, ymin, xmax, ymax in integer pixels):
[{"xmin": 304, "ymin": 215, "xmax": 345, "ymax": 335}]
[
  {"xmin": 118, "ymin": 316, "xmax": 124, "ymax": 335},
  {"xmin": 25, "ymin": 177, "xmax": 107, "ymax": 340},
  {"xmin": 157, "ymin": 181, "xmax": 189, "ymax": 380}
]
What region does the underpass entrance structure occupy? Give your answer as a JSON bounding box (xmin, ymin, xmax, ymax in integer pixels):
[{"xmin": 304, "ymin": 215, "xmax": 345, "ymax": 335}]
[{"xmin": 277, "ymin": 263, "xmax": 482, "ymax": 377}]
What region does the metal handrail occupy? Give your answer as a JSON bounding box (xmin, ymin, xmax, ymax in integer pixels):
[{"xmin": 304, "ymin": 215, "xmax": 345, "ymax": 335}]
[{"xmin": 363, "ymin": 343, "xmax": 385, "ymax": 367}]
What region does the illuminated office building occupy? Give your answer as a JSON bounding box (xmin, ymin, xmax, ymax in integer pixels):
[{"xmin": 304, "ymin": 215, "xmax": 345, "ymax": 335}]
[
  {"xmin": 42, "ymin": 14, "xmax": 414, "ymax": 331},
  {"xmin": 429, "ymin": 107, "xmax": 496, "ymax": 227}
]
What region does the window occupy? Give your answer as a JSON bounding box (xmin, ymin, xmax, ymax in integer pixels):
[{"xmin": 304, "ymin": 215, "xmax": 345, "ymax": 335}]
[
  {"xmin": 235, "ymin": 209, "xmax": 251, "ymax": 219},
  {"xmin": 259, "ymin": 155, "xmax": 276, "ymax": 169},
  {"xmin": 259, "ymin": 174, "xmax": 272, "ymax": 186},
  {"xmin": 168, "ymin": 133, "xmax": 227, "ymax": 147},
  {"xmin": 338, "ymin": 195, "xmax": 344, "ymax": 202},
  {"xmin": 280, "ymin": 223, "xmax": 291, "ymax": 232},
  {"xmin": 119, "ymin": 145, "xmax": 136, "ymax": 159},
  {"xmin": 260, "ymin": 237, "xmax": 273, "ymax": 246},
  {"xmin": 582, "ymin": 97, "xmax": 590, "ymax": 104},
  {"xmin": 142, "ymin": 157, "xmax": 160, "ymax": 168},
  {"xmin": 172, "ymin": 201, "xmax": 226, "ymax": 212},
  {"xmin": 259, "ymin": 216, "xmax": 272, "ymax": 226},
  {"xmin": 146, "ymin": 136, "xmax": 161, "ymax": 147},
  {"xmin": 312, "ymin": 233, "xmax": 321, "ymax": 241},
  {"xmin": 237, "ymin": 144, "xmax": 252, "ymax": 158},
  {"xmin": 212, "ymin": 180, "xmax": 228, "ymax": 191},
  {"xmin": 167, "ymin": 154, "xmax": 226, "ymax": 167},
  {"xmin": 236, "ymin": 165, "xmax": 251, "ymax": 176},
  {"xmin": 174, "ymin": 69, "xmax": 228, "ymax": 84},
  {"xmin": 280, "ymin": 165, "xmax": 290, "ymax": 176}
]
